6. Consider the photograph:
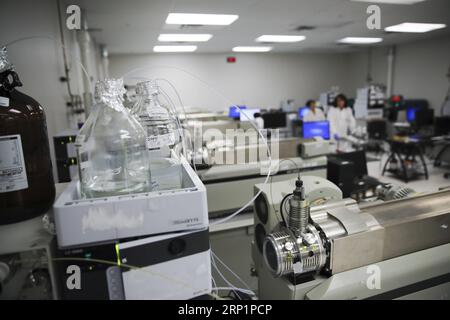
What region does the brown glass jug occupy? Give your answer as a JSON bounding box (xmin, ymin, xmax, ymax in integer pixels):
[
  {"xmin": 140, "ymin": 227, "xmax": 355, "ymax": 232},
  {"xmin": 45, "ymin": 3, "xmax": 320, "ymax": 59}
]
[{"xmin": 0, "ymin": 66, "xmax": 55, "ymax": 224}]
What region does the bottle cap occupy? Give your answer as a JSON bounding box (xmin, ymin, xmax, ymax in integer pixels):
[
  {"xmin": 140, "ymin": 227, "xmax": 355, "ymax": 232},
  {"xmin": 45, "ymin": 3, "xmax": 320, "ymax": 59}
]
[
  {"xmin": 0, "ymin": 47, "xmax": 14, "ymax": 74},
  {"xmin": 94, "ymin": 78, "xmax": 126, "ymax": 112}
]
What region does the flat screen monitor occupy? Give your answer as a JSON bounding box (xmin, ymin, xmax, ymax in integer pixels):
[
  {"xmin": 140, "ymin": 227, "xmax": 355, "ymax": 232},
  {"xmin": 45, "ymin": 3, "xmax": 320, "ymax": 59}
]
[
  {"xmin": 406, "ymin": 107, "xmax": 418, "ymax": 123},
  {"xmin": 407, "ymin": 107, "xmax": 434, "ymax": 126},
  {"xmin": 415, "ymin": 108, "xmax": 434, "ymax": 127},
  {"xmin": 302, "ymin": 121, "xmax": 330, "ymax": 140},
  {"xmin": 298, "ymin": 107, "xmax": 309, "ymax": 119},
  {"xmin": 228, "ymin": 105, "xmax": 247, "ymax": 119},
  {"xmin": 262, "ymin": 112, "xmax": 287, "ymax": 129},
  {"xmin": 240, "ymin": 108, "xmax": 260, "ymax": 122}
]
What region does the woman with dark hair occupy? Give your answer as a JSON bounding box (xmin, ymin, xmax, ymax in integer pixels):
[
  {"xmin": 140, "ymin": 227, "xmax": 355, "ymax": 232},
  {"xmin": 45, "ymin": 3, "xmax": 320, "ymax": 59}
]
[
  {"xmin": 327, "ymin": 93, "xmax": 356, "ymax": 141},
  {"xmin": 303, "ymin": 99, "xmax": 325, "ymax": 122}
]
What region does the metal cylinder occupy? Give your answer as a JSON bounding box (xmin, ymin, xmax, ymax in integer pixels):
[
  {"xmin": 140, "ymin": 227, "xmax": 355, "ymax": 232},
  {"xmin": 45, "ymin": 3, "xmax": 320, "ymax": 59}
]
[
  {"xmin": 288, "ymin": 196, "xmax": 309, "ymax": 235},
  {"xmin": 263, "ymin": 225, "xmax": 326, "ymax": 278},
  {"xmin": 263, "ymin": 231, "xmax": 296, "ymax": 277}
]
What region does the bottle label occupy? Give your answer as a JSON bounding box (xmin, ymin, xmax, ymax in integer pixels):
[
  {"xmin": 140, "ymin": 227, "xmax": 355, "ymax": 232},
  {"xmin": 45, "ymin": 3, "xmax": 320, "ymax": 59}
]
[
  {"xmin": 0, "ymin": 96, "xmax": 10, "ymax": 107},
  {"xmin": 0, "ymin": 134, "xmax": 28, "ymax": 193},
  {"xmin": 146, "ymin": 133, "xmax": 176, "ymax": 150}
]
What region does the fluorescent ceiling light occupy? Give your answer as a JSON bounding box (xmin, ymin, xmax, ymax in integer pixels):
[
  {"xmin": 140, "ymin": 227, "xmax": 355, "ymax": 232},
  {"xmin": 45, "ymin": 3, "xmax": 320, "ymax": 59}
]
[
  {"xmin": 158, "ymin": 34, "xmax": 212, "ymax": 42},
  {"xmin": 232, "ymin": 46, "xmax": 272, "ymax": 52},
  {"xmin": 256, "ymin": 35, "xmax": 306, "ymax": 43},
  {"xmin": 385, "ymin": 22, "xmax": 446, "ymax": 33},
  {"xmin": 338, "ymin": 37, "xmax": 383, "ymax": 44},
  {"xmin": 351, "ymin": 0, "xmax": 426, "ymax": 4},
  {"xmin": 153, "ymin": 45, "xmax": 197, "ymax": 52},
  {"xmin": 166, "ymin": 13, "xmax": 238, "ymax": 26}
]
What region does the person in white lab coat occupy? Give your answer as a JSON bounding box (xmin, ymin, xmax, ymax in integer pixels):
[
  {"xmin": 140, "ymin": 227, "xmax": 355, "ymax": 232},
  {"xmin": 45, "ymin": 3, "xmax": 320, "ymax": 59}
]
[
  {"xmin": 327, "ymin": 94, "xmax": 356, "ymax": 151},
  {"xmin": 327, "ymin": 94, "xmax": 356, "ymax": 152},
  {"xmin": 303, "ymin": 100, "xmax": 326, "ymax": 122},
  {"xmin": 253, "ymin": 112, "xmax": 265, "ymax": 130}
]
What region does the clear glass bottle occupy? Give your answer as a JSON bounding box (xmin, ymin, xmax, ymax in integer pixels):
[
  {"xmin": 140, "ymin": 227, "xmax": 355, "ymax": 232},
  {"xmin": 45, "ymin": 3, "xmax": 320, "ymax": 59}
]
[
  {"xmin": 132, "ymin": 80, "xmax": 181, "ymax": 190},
  {"xmin": 75, "ymin": 78, "xmax": 151, "ymax": 198}
]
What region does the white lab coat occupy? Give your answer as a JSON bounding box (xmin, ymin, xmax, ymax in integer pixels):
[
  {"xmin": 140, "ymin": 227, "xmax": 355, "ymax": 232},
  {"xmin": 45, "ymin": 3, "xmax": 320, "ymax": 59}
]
[
  {"xmin": 327, "ymin": 106, "xmax": 356, "ymax": 139},
  {"xmin": 254, "ymin": 117, "xmax": 264, "ymax": 130},
  {"xmin": 303, "ymin": 108, "xmax": 326, "ymax": 122}
]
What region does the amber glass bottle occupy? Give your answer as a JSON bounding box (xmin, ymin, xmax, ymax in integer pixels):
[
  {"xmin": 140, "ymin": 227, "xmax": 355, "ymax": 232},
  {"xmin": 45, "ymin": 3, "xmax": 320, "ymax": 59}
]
[{"xmin": 0, "ymin": 48, "xmax": 55, "ymax": 225}]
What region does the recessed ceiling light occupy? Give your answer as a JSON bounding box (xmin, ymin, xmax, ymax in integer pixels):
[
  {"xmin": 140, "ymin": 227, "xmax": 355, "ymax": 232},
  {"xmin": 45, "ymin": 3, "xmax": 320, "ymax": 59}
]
[
  {"xmin": 256, "ymin": 35, "xmax": 306, "ymax": 43},
  {"xmin": 351, "ymin": 0, "xmax": 426, "ymax": 4},
  {"xmin": 232, "ymin": 46, "xmax": 273, "ymax": 52},
  {"xmin": 165, "ymin": 13, "xmax": 238, "ymax": 26},
  {"xmin": 158, "ymin": 34, "xmax": 213, "ymax": 42},
  {"xmin": 337, "ymin": 37, "xmax": 383, "ymax": 44},
  {"xmin": 153, "ymin": 45, "xmax": 197, "ymax": 53},
  {"xmin": 385, "ymin": 22, "xmax": 446, "ymax": 33}
]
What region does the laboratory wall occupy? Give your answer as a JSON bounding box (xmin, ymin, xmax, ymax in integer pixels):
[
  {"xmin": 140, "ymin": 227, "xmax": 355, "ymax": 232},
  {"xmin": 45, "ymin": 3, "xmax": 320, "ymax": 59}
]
[
  {"xmin": 109, "ymin": 52, "xmax": 355, "ymax": 111},
  {"xmin": 349, "ymin": 34, "xmax": 450, "ymax": 114}
]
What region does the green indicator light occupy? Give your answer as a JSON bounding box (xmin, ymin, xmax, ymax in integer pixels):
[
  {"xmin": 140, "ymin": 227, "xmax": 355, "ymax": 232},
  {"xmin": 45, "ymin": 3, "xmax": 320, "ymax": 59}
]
[{"xmin": 115, "ymin": 244, "xmax": 121, "ymax": 266}]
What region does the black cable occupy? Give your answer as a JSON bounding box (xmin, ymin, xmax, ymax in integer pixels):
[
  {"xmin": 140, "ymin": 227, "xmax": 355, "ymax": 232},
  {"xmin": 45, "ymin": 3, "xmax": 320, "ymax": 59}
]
[
  {"xmin": 268, "ymin": 158, "xmax": 301, "ymax": 224},
  {"xmin": 279, "ymin": 193, "xmax": 292, "ymax": 227}
]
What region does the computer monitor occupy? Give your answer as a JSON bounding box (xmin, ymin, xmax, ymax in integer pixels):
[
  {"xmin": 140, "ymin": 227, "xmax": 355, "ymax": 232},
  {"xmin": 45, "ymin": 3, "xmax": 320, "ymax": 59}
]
[
  {"xmin": 262, "ymin": 112, "xmax": 287, "ymax": 129},
  {"xmin": 404, "ymin": 99, "xmax": 429, "ymax": 111},
  {"xmin": 407, "ymin": 107, "xmax": 434, "ymax": 126},
  {"xmin": 228, "ymin": 105, "xmax": 247, "ymax": 119},
  {"xmin": 334, "ymin": 150, "xmax": 368, "ymax": 178},
  {"xmin": 240, "ymin": 108, "xmax": 260, "ymax": 122},
  {"xmin": 302, "ymin": 121, "xmax": 330, "ymax": 140},
  {"xmin": 406, "ymin": 107, "xmax": 418, "ymax": 123},
  {"xmin": 415, "ymin": 108, "xmax": 434, "ymax": 127},
  {"xmin": 298, "ymin": 107, "xmax": 309, "ymax": 119}
]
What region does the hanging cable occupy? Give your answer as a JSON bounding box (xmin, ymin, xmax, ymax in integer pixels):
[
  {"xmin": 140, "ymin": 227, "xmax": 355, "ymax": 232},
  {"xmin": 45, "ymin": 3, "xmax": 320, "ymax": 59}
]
[{"xmin": 211, "ymin": 251, "xmax": 252, "ymax": 291}]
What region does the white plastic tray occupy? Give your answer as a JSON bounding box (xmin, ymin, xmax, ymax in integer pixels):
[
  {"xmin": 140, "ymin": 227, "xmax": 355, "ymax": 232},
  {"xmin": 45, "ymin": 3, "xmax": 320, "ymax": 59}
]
[{"xmin": 53, "ymin": 158, "xmax": 208, "ymax": 248}]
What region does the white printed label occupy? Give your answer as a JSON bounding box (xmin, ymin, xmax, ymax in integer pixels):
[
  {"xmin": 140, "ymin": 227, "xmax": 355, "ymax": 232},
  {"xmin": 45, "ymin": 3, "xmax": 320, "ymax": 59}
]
[
  {"xmin": 146, "ymin": 133, "xmax": 175, "ymax": 150},
  {"xmin": 0, "ymin": 134, "xmax": 28, "ymax": 193},
  {"xmin": 0, "ymin": 96, "xmax": 10, "ymax": 107}
]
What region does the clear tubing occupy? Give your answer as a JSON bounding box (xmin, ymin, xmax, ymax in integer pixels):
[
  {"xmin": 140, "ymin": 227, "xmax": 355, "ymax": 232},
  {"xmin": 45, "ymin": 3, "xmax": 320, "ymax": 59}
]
[
  {"xmin": 155, "ymin": 78, "xmax": 192, "ymax": 169},
  {"xmin": 156, "ymin": 82, "xmax": 197, "ymax": 173},
  {"xmin": 212, "ymin": 287, "xmax": 255, "ymax": 296},
  {"xmin": 3, "ymin": 35, "xmax": 91, "ymax": 89},
  {"xmin": 210, "ymin": 251, "xmax": 240, "ymax": 299},
  {"xmin": 211, "ymin": 251, "xmax": 252, "ymax": 291},
  {"xmin": 210, "ymin": 251, "xmax": 257, "ymax": 299},
  {"xmin": 211, "ymin": 276, "xmax": 218, "ymax": 295},
  {"xmin": 158, "ymin": 87, "xmax": 188, "ymax": 159}
]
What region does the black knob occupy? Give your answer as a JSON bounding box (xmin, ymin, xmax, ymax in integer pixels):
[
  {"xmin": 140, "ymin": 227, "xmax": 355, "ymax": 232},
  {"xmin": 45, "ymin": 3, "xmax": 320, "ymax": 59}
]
[{"xmin": 168, "ymin": 239, "xmax": 186, "ymax": 256}]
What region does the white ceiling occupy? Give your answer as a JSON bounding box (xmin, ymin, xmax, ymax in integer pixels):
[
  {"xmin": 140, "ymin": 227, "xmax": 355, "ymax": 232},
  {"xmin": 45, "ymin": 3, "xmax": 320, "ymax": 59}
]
[{"xmin": 65, "ymin": 0, "xmax": 450, "ymax": 54}]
